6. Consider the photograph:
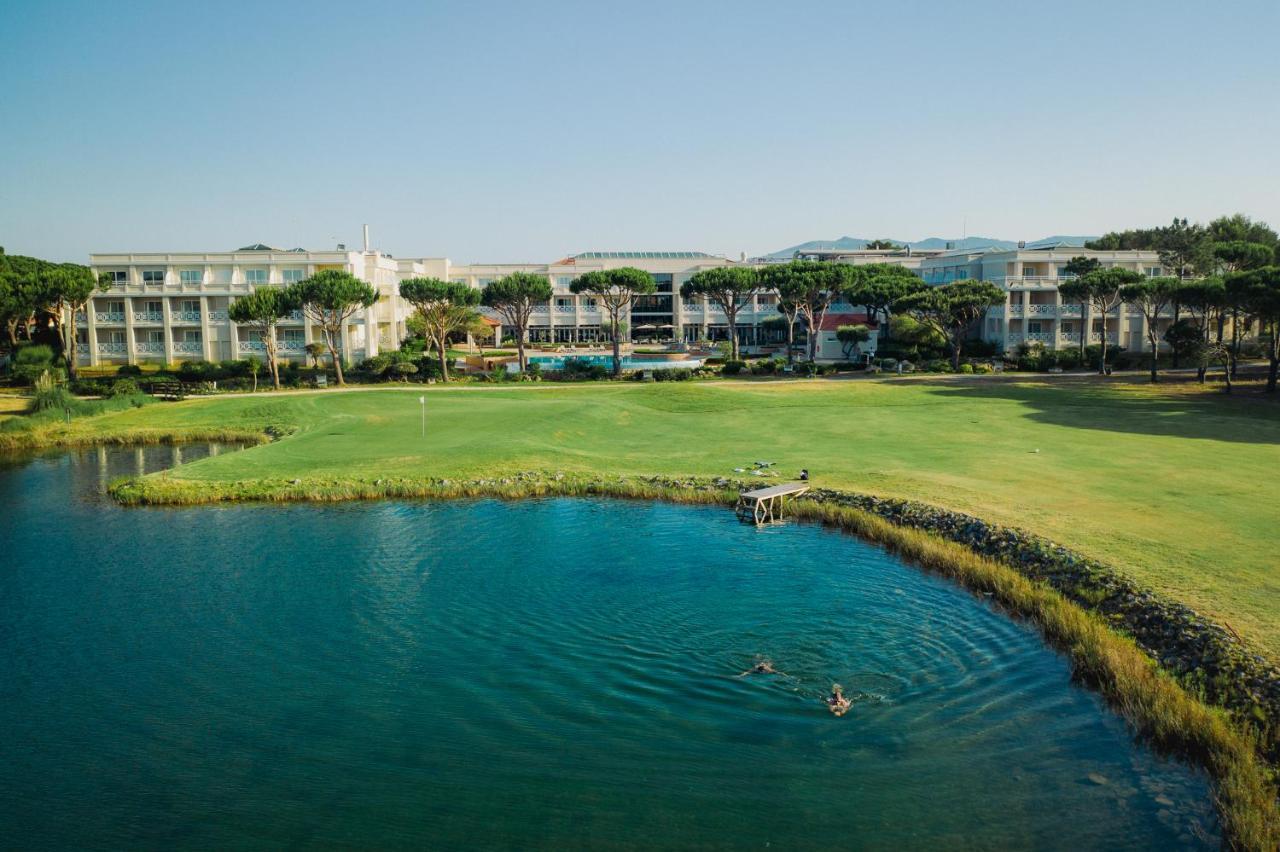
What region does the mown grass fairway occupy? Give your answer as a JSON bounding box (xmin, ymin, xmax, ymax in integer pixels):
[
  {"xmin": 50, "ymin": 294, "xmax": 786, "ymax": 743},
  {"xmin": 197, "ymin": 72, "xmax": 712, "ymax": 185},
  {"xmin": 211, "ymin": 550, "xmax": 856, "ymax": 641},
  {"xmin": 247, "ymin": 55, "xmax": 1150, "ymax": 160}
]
[{"xmin": 16, "ymin": 377, "xmax": 1280, "ymax": 654}]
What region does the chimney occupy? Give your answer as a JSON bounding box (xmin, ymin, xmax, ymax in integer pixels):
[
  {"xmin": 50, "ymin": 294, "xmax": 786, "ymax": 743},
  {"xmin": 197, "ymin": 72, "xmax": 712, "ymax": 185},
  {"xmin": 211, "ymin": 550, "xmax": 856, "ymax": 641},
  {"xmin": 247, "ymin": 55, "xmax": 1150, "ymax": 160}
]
[{"xmin": 363, "ymin": 224, "xmax": 371, "ymax": 253}]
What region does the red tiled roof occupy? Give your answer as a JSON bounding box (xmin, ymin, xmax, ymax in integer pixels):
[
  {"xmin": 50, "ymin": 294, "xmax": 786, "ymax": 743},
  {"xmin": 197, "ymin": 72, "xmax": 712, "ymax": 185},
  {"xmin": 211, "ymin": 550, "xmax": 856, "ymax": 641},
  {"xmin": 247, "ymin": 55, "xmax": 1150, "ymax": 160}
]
[{"xmin": 818, "ymin": 312, "xmax": 877, "ymax": 331}]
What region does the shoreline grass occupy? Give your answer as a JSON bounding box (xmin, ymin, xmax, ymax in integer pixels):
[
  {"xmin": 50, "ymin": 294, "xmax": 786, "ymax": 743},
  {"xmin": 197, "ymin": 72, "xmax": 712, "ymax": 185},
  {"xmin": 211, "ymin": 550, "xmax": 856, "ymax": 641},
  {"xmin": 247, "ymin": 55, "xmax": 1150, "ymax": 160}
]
[{"xmin": 103, "ymin": 469, "xmax": 1280, "ymax": 849}]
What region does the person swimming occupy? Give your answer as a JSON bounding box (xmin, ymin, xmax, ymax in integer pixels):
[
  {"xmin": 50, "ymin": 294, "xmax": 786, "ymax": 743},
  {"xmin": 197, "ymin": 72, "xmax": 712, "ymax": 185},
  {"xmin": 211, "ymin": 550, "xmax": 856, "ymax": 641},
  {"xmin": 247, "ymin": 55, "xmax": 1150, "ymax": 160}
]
[
  {"xmin": 738, "ymin": 657, "xmax": 781, "ymax": 677},
  {"xmin": 826, "ymin": 684, "xmax": 852, "ymax": 716}
]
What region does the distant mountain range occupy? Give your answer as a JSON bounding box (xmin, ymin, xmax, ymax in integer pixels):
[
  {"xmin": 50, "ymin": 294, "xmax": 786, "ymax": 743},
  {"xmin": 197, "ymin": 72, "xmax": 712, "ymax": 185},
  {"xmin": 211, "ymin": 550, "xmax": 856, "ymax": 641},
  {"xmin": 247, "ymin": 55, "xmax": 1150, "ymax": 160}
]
[{"xmin": 765, "ymin": 235, "xmax": 1097, "ymax": 258}]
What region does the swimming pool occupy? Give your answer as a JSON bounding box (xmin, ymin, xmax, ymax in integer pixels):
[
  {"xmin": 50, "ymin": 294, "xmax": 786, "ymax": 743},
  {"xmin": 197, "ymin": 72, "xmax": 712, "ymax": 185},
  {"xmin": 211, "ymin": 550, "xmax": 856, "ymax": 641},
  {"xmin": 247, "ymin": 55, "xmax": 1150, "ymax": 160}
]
[{"xmin": 518, "ymin": 353, "xmax": 705, "ymax": 371}]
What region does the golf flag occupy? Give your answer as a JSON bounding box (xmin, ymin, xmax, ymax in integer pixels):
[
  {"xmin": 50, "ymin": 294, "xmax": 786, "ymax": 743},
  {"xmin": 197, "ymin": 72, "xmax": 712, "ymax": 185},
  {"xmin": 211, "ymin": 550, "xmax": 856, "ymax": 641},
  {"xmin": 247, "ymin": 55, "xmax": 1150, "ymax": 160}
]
[{"xmin": 419, "ymin": 396, "xmax": 425, "ymax": 404}]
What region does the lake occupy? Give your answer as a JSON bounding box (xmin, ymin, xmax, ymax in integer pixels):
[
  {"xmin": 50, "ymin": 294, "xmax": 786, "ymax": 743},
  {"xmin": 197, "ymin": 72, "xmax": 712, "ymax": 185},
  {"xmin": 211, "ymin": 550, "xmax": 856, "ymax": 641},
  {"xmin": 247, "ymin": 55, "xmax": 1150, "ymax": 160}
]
[{"xmin": 0, "ymin": 446, "xmax": 1217, "ymax": 849}]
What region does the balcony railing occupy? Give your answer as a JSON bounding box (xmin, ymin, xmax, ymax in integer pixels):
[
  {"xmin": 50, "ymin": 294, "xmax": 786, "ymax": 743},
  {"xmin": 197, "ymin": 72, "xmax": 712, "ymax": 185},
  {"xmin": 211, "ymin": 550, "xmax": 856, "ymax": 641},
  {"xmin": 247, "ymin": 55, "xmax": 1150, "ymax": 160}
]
[
  {"xmin": 75, "ymin": 312, "xmax": 87, "ymax": 325},
  {"xmin": 208, "ymin": 309, "xmax": 229, "ymax": 322},
  {"xmin": 135, "ymin": 341, "xmax": 165, "ymax": 354},
  {"xmin": 1006, "ymin": 304, "xmax": 1024, "ymax": 315},
  {"xmin": 555, "ymin": 305, "xmax": 575, "ymax": 313},
  {"xmin": 283, "ymin": 310, "xmax": 304, "ymax": 322},
  {"xmin": 279, "ymin": 341, "xmax": 305, "ymax": 352},
  {"xmin": 133, "ymin": 311, "xmax": 164, "ymax": 323},
  {"xmin": 173, "ymin": 340, "xmax": 203, "ymax": 355},
  {"xmin": 238, "ymin": 340, "xmax": 266, "ymax": 352},
  {"xmin": 1059, "ymin": 305, "xmax": 1082, "ymax": 316},
  {"xmin": 1027, "ymin": 304, "xmax": 1057, "ymax": 315},
  {"xmin": 97, "ymin": 341, "xmax": 126, "ymax": 354},
  {"xmin": 682, "ymin": 303, "xmax": 703, "ymax": 313},
  {"xmin": 172, "ymin": 310, "xmax": 202, "ymax": 323},
  {"xmin": 95, "ymin": 312, "xmax": 126, "ymax": 324},
  {"xmin": 531, "ymin": 305, "xmax": 549, "ymax": 313}
]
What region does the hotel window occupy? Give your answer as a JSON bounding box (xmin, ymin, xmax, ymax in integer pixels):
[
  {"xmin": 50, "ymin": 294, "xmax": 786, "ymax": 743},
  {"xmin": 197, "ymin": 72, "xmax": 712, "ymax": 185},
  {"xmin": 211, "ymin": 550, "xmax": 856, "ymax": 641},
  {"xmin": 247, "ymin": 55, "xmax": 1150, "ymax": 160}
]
[
  {"xmin": 144, "ymin": 330, "xmax": 165, "ymax": 344},
  {"xmin": 180, "ymin": 299, "xmax": 201, "ymax": 313},
  {"xmin": 244, "ymin": 269, "xmax": 268, "ymax": 285},
  {"xmin": 76, "ymin": 328, "xmax": 89, "ymax": 345},
  {"xmin": 955, "ymin": 269, "xmax": 969, "ymax": 280},
  {"xmin": 179, "ymin": 269, "xmax": 202, "ymax": 285},
  {"xmin": 144, "ymin": 300, "xmax": 163, "ymax": 314},
  {"xmin": 182, "ymin": 330, "xmax": 203, "ymax": 343},
  {"xmin": 280, "ymin": 329, "xmax": 304, "ymax": 345},
  {"xmin": 108, "ymin": 331, "xmax": 126, "ymax": 345},
  {"xmin": 1027, "ymin": 321, "xmax": 1043, "ymax": 334},
  {"xmin": 556, "ymin": 298, "xmax": 573, "ymax": 308},
  {"xmin": 282, "ymin": 268, "xmax": 305, "ymax": 283},
  {"xmin": 1145, "ymin": 266, "xmax": 1161, "ymax": 277},
  {"xmin": 556, "ymin": 276, "xmax": 573, "ymax": 288},
  {"xmin": 142, "ymin": 270, "xmax": 165, "ymax": 284},
  {"xmin": 582, "ymin": 297, "xmax": 598, "ymax": 309},
  {"xmin": 1061, "ymin": 322, "xmax": 1075, "ymax": 334},
  {"xmin": 106, "ymin": 270, "xmax": 127, "ymax": 285}
]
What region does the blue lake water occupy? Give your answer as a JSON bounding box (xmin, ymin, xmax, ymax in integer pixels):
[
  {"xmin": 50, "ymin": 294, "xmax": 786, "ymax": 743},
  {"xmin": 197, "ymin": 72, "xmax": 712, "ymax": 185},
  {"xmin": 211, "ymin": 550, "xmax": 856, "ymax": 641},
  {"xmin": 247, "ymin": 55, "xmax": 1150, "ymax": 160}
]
[{"xmin": 0, "ymin": 447, "xmax": 1218, "ymax": 849}]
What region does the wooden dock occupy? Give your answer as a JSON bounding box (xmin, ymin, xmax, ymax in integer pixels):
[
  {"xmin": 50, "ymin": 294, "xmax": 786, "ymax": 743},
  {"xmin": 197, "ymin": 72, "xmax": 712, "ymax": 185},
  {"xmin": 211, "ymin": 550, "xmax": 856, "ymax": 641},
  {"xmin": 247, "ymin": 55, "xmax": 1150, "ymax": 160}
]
[{"xmin": 735, "ymin": 482, "xmax": 810, "ymax": 525}]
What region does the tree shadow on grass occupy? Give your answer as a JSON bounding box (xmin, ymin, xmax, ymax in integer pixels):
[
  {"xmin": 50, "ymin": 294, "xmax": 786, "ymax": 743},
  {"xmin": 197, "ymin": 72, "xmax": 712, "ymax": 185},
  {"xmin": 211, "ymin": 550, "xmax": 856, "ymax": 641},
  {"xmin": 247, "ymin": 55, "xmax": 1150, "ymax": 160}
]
[{"xmin": 910, "ymin": 374, "xmax": 1280, "ymax": 445}]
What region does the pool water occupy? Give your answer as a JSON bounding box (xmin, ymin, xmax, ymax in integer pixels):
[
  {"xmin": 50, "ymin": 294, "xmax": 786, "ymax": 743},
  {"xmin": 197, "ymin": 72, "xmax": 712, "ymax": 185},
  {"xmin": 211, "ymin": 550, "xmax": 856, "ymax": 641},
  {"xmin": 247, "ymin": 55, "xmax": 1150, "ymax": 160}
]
[
  {"xmin": 0, "ymin": 447, "xmax": 1217, "ymax": 849},
  {"xmin": 520, "ymin": 354, "xmax": 705, "ymax": 372}
]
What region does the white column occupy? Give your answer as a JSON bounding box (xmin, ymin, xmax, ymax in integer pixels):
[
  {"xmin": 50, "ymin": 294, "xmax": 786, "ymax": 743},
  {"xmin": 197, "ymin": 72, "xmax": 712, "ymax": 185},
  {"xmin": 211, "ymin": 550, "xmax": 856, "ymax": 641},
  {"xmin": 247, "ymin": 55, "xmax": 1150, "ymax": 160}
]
[
  {"xmin": 200, "ymin": 296, "xmax": 213, "ymax": 362},
  {"xmin": 124, "ymin": 297, "xmax": 138, "ymax": 365},
  {"xmin": 161, "ymin": 297, "xmax": 175, "ymax": 364},
  {"xmin": 86, "ymin": 299, "xmax": 100, "ymax": 366}
]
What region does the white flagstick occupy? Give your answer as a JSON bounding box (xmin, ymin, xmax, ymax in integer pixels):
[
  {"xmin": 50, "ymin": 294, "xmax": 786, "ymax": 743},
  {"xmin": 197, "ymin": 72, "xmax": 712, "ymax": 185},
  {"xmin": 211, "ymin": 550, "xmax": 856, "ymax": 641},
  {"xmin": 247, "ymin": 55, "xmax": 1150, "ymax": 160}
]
[{"xmin": 419, "ymin": 395, "xmax": 426, "ymax": 438}]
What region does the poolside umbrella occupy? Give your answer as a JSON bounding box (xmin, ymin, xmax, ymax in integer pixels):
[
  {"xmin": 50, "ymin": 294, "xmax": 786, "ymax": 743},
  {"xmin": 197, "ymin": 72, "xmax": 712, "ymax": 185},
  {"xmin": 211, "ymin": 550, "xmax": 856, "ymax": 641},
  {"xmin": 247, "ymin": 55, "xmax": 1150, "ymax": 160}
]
[
  {"xmin": 634, "ymin": 324, "xmax": 657, "ymax": 330},
  {"xmin": 658, "ymin": 323, "xmax": 674, "ymax": 329}
]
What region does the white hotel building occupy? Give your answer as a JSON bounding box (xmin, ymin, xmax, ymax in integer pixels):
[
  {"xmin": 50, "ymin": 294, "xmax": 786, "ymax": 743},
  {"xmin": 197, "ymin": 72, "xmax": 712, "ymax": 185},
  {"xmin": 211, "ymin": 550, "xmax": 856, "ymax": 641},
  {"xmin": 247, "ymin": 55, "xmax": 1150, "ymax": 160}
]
[
  {"xmin": 912, "ymin": 244, "xmax": 1172, "ymax": 353},
  {"xmin": 78, "ymin": 236, "xmax": 1173, "ymax": 367}
]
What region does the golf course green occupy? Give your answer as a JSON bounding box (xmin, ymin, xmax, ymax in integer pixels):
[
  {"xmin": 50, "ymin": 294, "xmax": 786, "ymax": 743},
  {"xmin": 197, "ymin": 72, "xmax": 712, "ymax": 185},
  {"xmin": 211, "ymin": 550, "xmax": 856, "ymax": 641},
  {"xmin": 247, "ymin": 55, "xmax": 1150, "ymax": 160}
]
[{"xmin": 12, "ymin": 376, "xmax": 1280, "ymax": 656}]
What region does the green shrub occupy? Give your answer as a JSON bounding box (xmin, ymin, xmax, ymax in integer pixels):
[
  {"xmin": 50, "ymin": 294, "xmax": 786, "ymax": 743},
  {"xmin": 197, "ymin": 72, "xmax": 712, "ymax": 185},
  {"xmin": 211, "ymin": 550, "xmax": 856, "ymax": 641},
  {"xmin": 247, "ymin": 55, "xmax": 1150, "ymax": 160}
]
[
  {"xmin": 750, "ymin": 359, "xmax": 776, "ymax": 375},
  {"xmin": 12, "ymin": 345, "xmax": 59, "ymax": 385},
  {"xmin": 107, "ymin": 378, "xmax": 141, "ymax": 397},
  {"xmin": 720, "ymin": 360, "xmax": 747, "ymax": 376},
  {"xmin": 959, "ymin": 363, "xmax": 974, "ymax": 374},
  {"xmin": 116, "ymin": 364, "xmax": 143, "ymax": 377}
]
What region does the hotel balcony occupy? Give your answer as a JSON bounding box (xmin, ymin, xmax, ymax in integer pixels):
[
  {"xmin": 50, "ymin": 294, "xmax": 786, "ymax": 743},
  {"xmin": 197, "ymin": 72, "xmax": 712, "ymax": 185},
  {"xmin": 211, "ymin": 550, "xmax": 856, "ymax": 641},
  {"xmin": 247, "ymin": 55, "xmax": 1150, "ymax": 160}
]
[
  {"xmin": 1026, "ymin": 304, "xmax": 1058, "ymax": 316},
  {"xmin": 554, "ymin": 305, "xmax": 575, "ymax": 313},
  {"xmin": 171, "ymin": 310, "xmax": 202, "ymax": 324},
  {"xmin": 95, "ymin": 311, "xmax": 126, "ymax": 324},
  {"xmin": 135, "ymin": 341, "xmax": 165, "ymax": 355},
  {"xmin": 173, "ymin": 340, "xmax": 203, "ymax": 356},
  {"xmin": 133, "ymin": 311, "xmax": 164, "ymax": 324},
  {"xmin": 96, "ymin": 341, "xmax": 127, "ymax": 355},
  {"xmin": 208, "ymin": 309, "xmax": 229, "ymax": 322},
  {"xmin": 1006, "ymin": 304, "xmax": 1024, "ymax": 316}
]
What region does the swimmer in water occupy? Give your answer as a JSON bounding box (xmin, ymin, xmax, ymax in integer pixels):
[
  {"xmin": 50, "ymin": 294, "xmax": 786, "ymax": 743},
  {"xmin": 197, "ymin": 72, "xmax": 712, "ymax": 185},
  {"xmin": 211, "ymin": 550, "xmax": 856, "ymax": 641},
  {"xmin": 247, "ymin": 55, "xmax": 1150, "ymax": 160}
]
[
  {"xmin": 738, "ymin": 657, "xmax": 780, "ymax": 677},
  {"xmin": 826, "ymin": 684, "xmax": 852, "ymax": 716}
]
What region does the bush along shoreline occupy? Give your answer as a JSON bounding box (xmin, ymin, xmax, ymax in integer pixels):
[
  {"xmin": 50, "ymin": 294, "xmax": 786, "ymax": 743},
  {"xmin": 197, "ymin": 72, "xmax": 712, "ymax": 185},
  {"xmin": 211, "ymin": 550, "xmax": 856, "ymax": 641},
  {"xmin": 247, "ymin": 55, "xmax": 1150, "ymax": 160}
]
[{"xmin": 107, "ymin": 469, "xmax": 1279, "ymax": 847}]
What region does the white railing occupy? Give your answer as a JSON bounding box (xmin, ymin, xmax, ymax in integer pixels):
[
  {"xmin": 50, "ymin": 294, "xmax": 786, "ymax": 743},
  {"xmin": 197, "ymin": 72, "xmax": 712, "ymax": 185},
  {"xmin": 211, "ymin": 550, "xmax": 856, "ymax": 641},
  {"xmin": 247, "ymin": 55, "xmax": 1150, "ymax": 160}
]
[
  {"xmin": 173, "ymin": 341, "xmax": 203, "ymax": 355},
  {"xmin": 133, "ymin": 311, "xmax": 164, "ymax": 323},
  {"xmin": 1025, "ymin": 332, "xmax": 1053, "ymax": 343},
  {"xmin": 1006, "ymin": 304, "xmax": 1024, "ymax": 315},
  {"xmin": 135, "ymin": 341, "xmax": 165, "ymax": 354},
  {"xmin": 75, "ymin": 312, "xmax": 87, "ymax": 325},
  {"xmin": 95, "ymin": 312, "xmax": 126, "ymax": 324},
  {"xmin": 555, "ymin": 305, "xmax": 575, "ymax": 313},
  {"xmin": 283, "ymin": 310, "xmax": 304, "ymax": 322},
  {"xmin": 172, "ymin": 310, "xmax": 201, "ymax": 323},
  {"xmin": 238, "ymin": 340, "xmax": 266, "ymax": 352},
  {"xmin": 532, "ymin": 305, "xmax": 549, "ymax": 313},
  {"xmin": 1059, "ymin": 305, "xmax": 1082, "ymax": 316},
  {"xmin": 1027, "ymin": 304, "xmax": 1056, "ymax": 315},
  {"xmin": 279, "ymin": 342, "xmax": 305, "ymax": 353},
  {"xmin": 1006, "ymin": 333, "xmax": 1023, "ymax": 345},
  {"xmin": 97, "ymin": 341, "xmax": 126, "ymax": 354},
  {"xmin": 208, "ymin": 309, "xmax": 228, "ymax": 322},
  {"xmin": 1059, "ymin": 332, "xmax": 1082, "ymax": 343},
  {"xmin": 682, "ymin": 303, "xmax": 703, "ymax": 313}
]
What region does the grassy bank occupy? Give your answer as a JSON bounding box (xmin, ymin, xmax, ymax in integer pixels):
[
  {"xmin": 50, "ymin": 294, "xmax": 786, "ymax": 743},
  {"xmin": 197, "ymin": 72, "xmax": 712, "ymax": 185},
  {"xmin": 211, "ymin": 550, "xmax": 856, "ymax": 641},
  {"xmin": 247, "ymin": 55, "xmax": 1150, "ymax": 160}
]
[
  {"xmin": 107, "ymin": 470, "xmax": 1279, "ymax": 848},
  {"xmin": 13, "ymin": 378, "xmax": 1280, "ymax": 655}
]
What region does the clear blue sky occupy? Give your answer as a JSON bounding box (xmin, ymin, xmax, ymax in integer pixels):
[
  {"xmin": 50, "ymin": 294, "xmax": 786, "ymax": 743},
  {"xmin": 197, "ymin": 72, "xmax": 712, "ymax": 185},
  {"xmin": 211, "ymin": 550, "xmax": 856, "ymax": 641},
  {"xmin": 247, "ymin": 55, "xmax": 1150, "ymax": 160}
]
[{"xmin": 3, "ymin": 0, "xmax": 1278, "ymax": 263}]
